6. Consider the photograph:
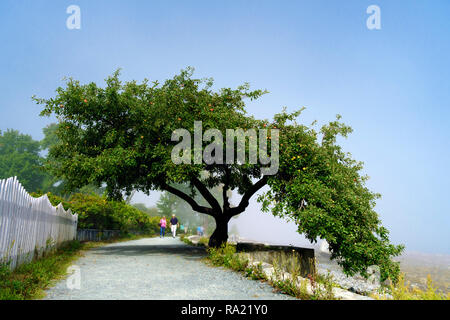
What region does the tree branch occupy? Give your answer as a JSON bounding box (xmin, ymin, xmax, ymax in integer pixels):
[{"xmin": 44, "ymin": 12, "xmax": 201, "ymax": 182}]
[
  {"xmin": 162, "ymin": 183, "xmax": 217, "ymax": 217},
  {"xmin": 228, "ymin": 175, "xmax": 268, "ymax": 217},
  {"xmin": 222, "ymin": 167, "xmax": 231, "ymax": 212},
  {"xmin": 191, "ymin": 177, "xmax": 222, "ymax": 213}
]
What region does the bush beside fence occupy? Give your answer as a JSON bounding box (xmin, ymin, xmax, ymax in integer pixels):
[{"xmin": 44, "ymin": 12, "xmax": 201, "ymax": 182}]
[
  {"xmin": 0, "ymin": 177, "xmax": 78, "ymax": 270},
  {"xmin": 76, "ymin": 229, "xmax": 121, "ymax": 241},
  {"xmin": 32, "ymin": 192, "xmax": 161, "ymax": 235}
]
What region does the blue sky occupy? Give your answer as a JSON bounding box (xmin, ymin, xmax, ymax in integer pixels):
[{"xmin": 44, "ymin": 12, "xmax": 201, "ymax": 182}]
[{"xmin": 0, "ymin": 0, "xmax": 449, "ymax": 253}]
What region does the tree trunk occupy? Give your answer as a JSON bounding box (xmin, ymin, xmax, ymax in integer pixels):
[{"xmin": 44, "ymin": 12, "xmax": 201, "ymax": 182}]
[{"xmin": 208, "ymin": 215, "xmax": 230, "ymax": 248}]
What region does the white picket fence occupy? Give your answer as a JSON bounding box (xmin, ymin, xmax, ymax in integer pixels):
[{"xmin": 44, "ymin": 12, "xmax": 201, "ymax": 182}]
[{"xmin": 0, "ymin": 177, "xmax": 78, "ymax": 270}]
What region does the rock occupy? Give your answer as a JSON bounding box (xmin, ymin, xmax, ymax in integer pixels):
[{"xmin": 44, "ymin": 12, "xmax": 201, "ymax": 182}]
[
  {"xmin": 187, "ymin": 235, "xmax": 200, "ymax": 245},
  {"xmin": 249, "ymin": 258, "xmax": 374, "ymax": 300}
]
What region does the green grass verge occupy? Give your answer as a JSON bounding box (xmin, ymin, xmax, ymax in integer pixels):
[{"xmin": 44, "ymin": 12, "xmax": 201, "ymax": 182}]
[
  {"xmin": 371, "ymin": 274, "xmax": 449, "ymax": 300},
  {"xmin": 179, "ymin": 235, "xmax": 450, "ymax": 300},
  {"xmin": 0, "ymin": 233, "xmax": 154, "ymax": 300},
  {"xmin": 183, "ymin": 238, "xmax": 337, "ymax": 300}
]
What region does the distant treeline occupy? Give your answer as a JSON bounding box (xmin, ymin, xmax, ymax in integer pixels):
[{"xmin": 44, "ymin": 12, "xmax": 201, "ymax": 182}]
[{"xmin": 1, "ymin": 125, "xmax": 214, "ymax": 233}]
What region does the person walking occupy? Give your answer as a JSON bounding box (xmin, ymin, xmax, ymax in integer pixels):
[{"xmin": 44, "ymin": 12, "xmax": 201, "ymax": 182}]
[
  {"xmin": 170, "ymin": 214, "xmax": 179, "ymax": 238},
  {"xmin": 159, "ymin": 216, "xmax": 167, "ymax": 238}
]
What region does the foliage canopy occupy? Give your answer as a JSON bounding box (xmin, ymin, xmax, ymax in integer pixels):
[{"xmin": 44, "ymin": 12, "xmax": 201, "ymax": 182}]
[{"xmin": 34, "ymin": 68, "xmax": 403, "ymax": 280}]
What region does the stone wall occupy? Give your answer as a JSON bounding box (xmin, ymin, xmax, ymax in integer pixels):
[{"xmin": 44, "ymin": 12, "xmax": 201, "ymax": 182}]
[{"xmin": 235, "ymin": 242, "xmax": 315, "ymax": 277}]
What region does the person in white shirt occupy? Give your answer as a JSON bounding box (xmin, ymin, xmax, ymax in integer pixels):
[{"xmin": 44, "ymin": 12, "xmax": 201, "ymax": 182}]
[{"xmin": 170, "ymin": 214, "xmax": 179, "ymax": 238}]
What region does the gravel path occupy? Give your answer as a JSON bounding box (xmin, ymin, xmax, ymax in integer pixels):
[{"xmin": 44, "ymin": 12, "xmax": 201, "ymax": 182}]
[{"xmin": 44, "ymin": 237, "xmax": 296, "ymax": 300}]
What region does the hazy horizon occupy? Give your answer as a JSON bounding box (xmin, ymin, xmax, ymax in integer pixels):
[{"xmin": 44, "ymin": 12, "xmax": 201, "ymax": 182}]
[{"xmin": 131, "ymin": 189, "xmax": 449, "ymax": 256}]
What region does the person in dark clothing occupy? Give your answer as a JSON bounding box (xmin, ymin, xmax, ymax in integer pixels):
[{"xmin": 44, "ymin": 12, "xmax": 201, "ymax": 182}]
[{"xmin": 170, "ymin": 214, "xmax": 179, "ymax": 238}]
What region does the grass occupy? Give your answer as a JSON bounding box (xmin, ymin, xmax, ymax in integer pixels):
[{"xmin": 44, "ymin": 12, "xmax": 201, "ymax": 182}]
[
  {"xmin": 203, "ymin": 241, "xmax": 337, "ymax": 300},
  {"xmin": 270, "ymin": 255, "xmax": 337, "ymax": 300},
  {"xmin": 372, "ymin": 273, "xmax": 450, "ymax": 300},
  {"xmin": 245, "ymin": 262, "xmax": 268, "ymax": 281},
  {"xmin": 176, "ymin": 235, "xmax": 450, "ymax": 300},
  {"xmin": 180, "ymin": 234, "xmax": 194, "ymax": 245},
  {"xmin": 180, "ymin": 234, "xmax": 209, "ymax": 247},
  {"xmin": 269, "ymin": 270, "xmax": 308, "ymax": 299},
  {"xmin": 207, "ymin": 243, "xmax": 249, "ymax": 272},
  {"xmin": 198, "ymin": 236, "xmax": 209, "ymax": 247},
  {"xmin": 0, "ymin": 240, "xmax": 88, "ymax": 300},
  {"xmin": 0, "ymin": 232, "xmax": 155, "ymax": 300}
]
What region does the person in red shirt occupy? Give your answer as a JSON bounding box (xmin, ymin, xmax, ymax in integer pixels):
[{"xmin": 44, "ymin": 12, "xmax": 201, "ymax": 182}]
[{"xmin": 159, "ymin": 216, "xmax": 167, "ymax": 238}]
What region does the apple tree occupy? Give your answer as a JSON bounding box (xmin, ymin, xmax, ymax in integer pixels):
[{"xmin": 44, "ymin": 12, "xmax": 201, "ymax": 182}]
[{"xmin": 34, "ymin": 68, "xmax": 403, "ymax": 281}]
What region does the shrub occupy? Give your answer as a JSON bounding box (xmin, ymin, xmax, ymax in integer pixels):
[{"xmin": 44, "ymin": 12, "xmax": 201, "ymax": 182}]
[
  {"xmin": 245, "ymin": 262, "xmax": 267, "ymax": 281},
  {"xmin": 207, "ymin": 244, "xmax": 249, "ymax": 272},
  {"xmin": 205, "ymin": 244, "xmax": 339, "ymax": 300},
  {"xmin": 31, "ymin": 192, "xmax": 160, "ymax": 234},
  {"xmin": 373, "ymin": 273, "xmax": 450, "ymax": 300},
  {"xmin": 198, "ymin": 237, "xmax": 209, "ymax": 247}
]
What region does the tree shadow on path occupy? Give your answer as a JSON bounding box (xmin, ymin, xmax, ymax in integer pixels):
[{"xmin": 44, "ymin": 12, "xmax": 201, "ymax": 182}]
[{"xmin": 90, "ymin": 242, "xmax": 207, "ymax": 261}]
